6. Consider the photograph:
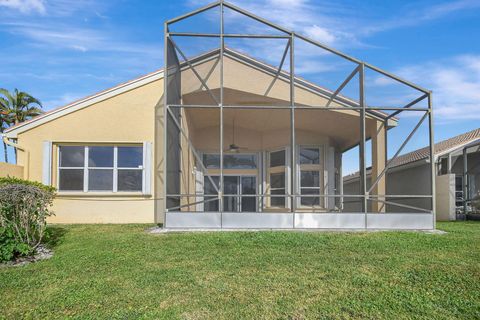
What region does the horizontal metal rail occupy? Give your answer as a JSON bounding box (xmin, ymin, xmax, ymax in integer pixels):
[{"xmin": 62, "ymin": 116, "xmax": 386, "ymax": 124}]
[
  {"xmin": 364, "ymin": 63, "xmax": 430, "ymax": 94},
  {"xmin": 166, "ymin": 193, "xmax": 432, "ymax": 198},
  {"xmin": 169, "ymin": 32, "xmax": 290, "ymax": 39},
  {"xmin": 167, "ymin": 104, "xmax": 429, "ymax": 111}
]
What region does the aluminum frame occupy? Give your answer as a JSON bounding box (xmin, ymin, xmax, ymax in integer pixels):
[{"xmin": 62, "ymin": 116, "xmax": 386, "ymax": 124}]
[{"xmin": 163, "ymin": 0, "xmax": 435, "ymax": 228}]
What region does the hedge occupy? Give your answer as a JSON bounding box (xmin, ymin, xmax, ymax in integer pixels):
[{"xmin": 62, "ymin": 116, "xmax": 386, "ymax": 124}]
[{"xmin": 0, "ymin": 177, "xmax": 56, "ymax": 262}]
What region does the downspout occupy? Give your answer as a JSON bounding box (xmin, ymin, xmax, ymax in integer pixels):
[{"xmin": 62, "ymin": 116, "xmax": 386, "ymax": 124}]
[{"xmin": 2, "ymin": 134, "xmax": 29, "ymax": 179}]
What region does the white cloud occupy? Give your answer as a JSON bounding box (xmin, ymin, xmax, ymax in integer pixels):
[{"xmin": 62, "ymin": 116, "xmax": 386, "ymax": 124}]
[
  {"xmin": 2, "ymin": 22, "xmax": 161, "ymax": 56},
  {"xmin": 304, "ymin": 25, "xmax": 336, "ymax": 45},
  {"xmin": 378, "ymin": 55, "xmax": 480, "ymax": 121},
  {"xmin": 0, "ymin": 0, "xmax": 46, "ymax": 14}
]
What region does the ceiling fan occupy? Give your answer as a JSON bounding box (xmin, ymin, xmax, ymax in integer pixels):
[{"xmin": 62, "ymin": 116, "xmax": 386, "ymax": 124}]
[{"xmin": 225, "ymin": 118, "xmax": 248, "ymax": 153}]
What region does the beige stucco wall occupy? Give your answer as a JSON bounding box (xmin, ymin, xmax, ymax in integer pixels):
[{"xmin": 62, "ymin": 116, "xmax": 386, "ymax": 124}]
[
  {"xmin": 0, "ymin": 162, "xmax": 24, "ymax": 178},
  {"xmin": 16, "ymin": 78, "xmax": 163, "ymax": 224},
  {"xmin": 436, "ymin": 173, "xmax": 456, "ymax": 221}
]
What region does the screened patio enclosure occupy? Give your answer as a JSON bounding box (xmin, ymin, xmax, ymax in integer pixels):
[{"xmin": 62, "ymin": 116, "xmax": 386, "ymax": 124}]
[{"xmin": 162, "ymin": 1, "xmax": 435, "ymax": 229}]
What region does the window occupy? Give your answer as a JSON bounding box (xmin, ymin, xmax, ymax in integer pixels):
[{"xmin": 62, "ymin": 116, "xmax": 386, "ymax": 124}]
[
  {"xmin": 299, "ymin": 148, "xmax": 320, "ymax": 164},
  {"xmin": 58, "ymin": 146, "xmax": 84, "ymax": 191},
  {"xmin": 298, "ymin": 146, "xmax": 323, "ymax": 207},
  {"xmin": 268, "ymin": 149, "xmax": 287, "ymax": 208},
  {"xmin": 455, "ymin": 175, "xmax": 464, "ymax": 207},
  {"xmin": 58, "ymin": 145, "xmax": 144, "ymax": 193},
  {"xmin": 202, "ymin": 154, "xmax": 257, "ymax": 169},
  {"xmin": 300, "ymin": 171, "xmax": 320, "ymax": 206},
  {"xmin": 270, "ymin": 172, "xmax": 286, "ymax": 207},
  {"xmin": 270, "ymin": 150, "xmax": 285, "ymax": 167}
]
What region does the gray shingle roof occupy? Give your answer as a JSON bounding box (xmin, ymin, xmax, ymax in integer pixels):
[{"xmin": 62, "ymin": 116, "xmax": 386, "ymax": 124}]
[
  {"xmin": 344, "ymin": 128, "xmax": 480, "ymax": 180},
  {"xmin": 390, "ymin": 128, "xmax": 480, "ymax": 168}
]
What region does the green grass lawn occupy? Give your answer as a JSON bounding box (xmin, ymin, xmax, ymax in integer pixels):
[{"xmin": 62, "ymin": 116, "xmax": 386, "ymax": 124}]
[{"xmin": 1, "ymin": 222, "xmax": 479, "ymax": 319}]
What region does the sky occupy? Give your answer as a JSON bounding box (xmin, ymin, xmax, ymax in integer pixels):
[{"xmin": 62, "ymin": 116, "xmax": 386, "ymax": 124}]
[{"xmin": 0, "ymin": 0, "xmax": 479, "ymax": 172}]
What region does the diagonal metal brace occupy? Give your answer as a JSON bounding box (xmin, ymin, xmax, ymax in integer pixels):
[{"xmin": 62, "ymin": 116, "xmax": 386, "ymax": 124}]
[
  {"xmin": 264, "ymin": 39, "xmax": 291, "ymax": 96},
  {"xmin": 166, "ymin": 196, "xmax": 220, "ymax": 212},
  {"xmin": 169, "ymin": 38, "xmax": 220, "ymax": 105},
  {"xmin": 326, "ymin": 65, "xmax": 360, "ymax": 108},
  {"xmin": 368, "ymin": 197, "xmax": 432, "ymax": 213},
  {"xmin": 198, "ymin": 57, "xmax": 220, "ymax": 91},
  {"xmin": 368, "ymin": 111, "xmax": 429, "ymax": 194},
  {"xmin": 386, "ymin": 93, "xmax": 428, "ymax": 120},
  {"xmin": 166, "ymin": 107, "xmax": 220, "ymax": 194}
]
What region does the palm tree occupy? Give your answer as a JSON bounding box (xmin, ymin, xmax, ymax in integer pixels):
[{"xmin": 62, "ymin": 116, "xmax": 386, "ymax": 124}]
[
  {"xmin": 0, "ymin": 88, "xmax": 43, "ymax": 162},
  {"xmin": 0, "ymin": 103, "xmax": 11, "ymax": 163}
]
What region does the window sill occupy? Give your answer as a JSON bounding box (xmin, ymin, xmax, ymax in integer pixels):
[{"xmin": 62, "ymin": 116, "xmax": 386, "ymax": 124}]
[{"xmin": 56, "ymin": 192, "xmax": 151, "ymax": 198}]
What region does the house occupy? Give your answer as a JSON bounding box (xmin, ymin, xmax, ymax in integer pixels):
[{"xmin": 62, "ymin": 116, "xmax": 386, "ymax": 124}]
[
  {"xmin": 343, "ymin": 128, "xmax": 480, "ymax": 220},
  {"xmin": 1, "ymin": 1, "xmax": 436, "ymax": 230}
]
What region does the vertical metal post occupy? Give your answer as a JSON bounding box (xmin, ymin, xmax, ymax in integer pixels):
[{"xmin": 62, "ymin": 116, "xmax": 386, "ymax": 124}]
[
  {"xmin": 384, "ymin": 120, "xmax": 388, "ymax": 168},
  {"xmin": 219, "ymin": 1, "xmax": 224, "ymax": 221},
  {"xmin": 290, "ymin": 33, "xmax": 296, "ymax": 217},
  {"xmin": 463, "ymin": 147, "xmax": 468, "ymax": 217},
  {"xmin": 359, "ymin": 63, "xmax": 367, "ymax": 222},
  {"xmin": 428, "ymin": 92, "xmax": 436, "ymax": 228},
  {"xmin": 163, "ymin": 22, "xmax": 169, "ymax": 227}
]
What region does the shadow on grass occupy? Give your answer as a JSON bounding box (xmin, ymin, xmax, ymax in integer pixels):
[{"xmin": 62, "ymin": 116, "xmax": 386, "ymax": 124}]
[{"xmin": 43, "ymin": 226, "xmax": 68, "ymax": 249}]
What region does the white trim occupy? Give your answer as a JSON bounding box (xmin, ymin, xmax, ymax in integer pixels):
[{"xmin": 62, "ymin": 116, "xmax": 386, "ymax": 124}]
[
  {"xmin": 265, "ymin": 147, "xmax": 289, "ymax": 209},
  {"xmin": 57, "ymin": 144, "xmax": 146, "ymax": 194},
  {"xmin": 42, "ymin": 141, "xmax": 52, "ymax": 185},
  {"xmin": 195, "ymin": 167, "xmax": 204, "ymax": 211},
  {"xmin": 143, "ymin": 142, "xmax": 152, "ymax": 195},
  {"xmin": 113, "ymin": 147, "xmax": 118, "ymax": 193},
  {"xmin": 83, "ymin": 146, "xmax": 89, "ymax": 192},
  {"xmin": 327, "ymin": 146, "xmax": 336, "ymax": 210}
]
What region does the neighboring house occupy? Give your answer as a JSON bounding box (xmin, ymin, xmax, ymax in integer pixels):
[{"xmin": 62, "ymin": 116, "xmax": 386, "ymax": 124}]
[
  {"xmin": 1, "ymin": 1, "xmax": 436, "ymax": 230},
  {"xmin": 344, "ymin": 128, "xmax": 480, "ymax": 220}
]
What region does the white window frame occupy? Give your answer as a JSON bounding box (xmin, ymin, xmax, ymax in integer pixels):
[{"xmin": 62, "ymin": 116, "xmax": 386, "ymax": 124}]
[
  {"xmin": 266, "ymin": 147, "xmax": 290, "ymax": 209},
  {"xmin": 57, "ymin": 144, "xmax": 147, "ymax": 194},
  {"xmin": 297, "ymin": 145, "xmax": 325, "ymax": 209}
]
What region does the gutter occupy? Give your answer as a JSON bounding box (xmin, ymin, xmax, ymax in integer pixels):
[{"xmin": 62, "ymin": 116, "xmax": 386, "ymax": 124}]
[{"xmin": 2, "ymin": 134, "xmax": 29, "ymax": 179}]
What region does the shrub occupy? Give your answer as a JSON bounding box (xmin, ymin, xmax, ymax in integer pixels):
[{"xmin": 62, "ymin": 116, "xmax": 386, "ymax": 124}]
[{"xmin": 0, "ymin": 177, "xmax": 56, "ymax": 262}]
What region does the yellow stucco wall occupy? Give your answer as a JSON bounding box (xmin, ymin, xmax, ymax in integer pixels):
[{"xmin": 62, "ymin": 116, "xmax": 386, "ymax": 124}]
[
  {"xmin": 0, "ymin": 162, "xmax": 24, "ymax": 178},
  {"xmin": 16, "ymin": 78, "xmax": 163, "ymax": 224}
]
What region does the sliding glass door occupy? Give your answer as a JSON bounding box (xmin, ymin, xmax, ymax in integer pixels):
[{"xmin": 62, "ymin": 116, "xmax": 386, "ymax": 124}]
[{"xmin": 204, "ymin": 175, "xmax": 257, "ymax": 212}]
